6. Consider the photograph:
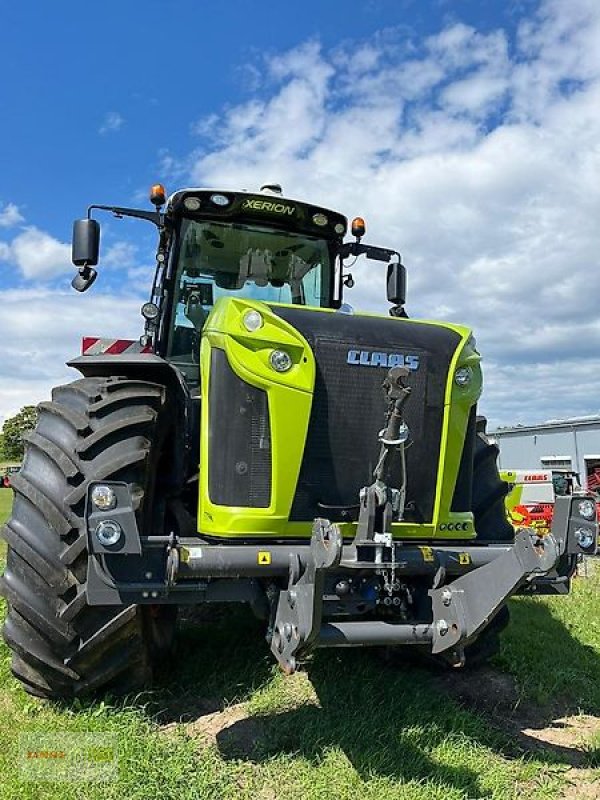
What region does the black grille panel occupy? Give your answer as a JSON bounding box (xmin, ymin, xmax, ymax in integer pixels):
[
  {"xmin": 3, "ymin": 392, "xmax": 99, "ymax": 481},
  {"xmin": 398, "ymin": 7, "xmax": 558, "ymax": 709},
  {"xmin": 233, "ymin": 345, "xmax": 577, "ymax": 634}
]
[
  {"xmin": 272, "ymin": 307, "xmax": 461, "ymax": 523},
  {"xmin": 208, "ymin": 348, "xmax": 271, "ymax": 507}
]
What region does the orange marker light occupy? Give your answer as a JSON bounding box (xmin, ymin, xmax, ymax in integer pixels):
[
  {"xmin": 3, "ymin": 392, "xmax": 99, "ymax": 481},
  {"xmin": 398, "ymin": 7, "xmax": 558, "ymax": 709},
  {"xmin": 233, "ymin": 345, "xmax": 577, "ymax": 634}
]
[
  {"xmin": 351, "ymin": 216, "xmax": 366, "ymax": 239},
  {"xmin": 150, "ymin": 183, "xmax": 167, "ymax": 207}
]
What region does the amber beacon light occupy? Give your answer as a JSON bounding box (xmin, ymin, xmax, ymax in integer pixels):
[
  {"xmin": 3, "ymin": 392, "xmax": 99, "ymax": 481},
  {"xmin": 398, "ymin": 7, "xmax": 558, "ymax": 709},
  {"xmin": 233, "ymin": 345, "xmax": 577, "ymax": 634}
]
[
  {"xmin": 150, "ymin": 183, "xmax": 167, "ymax": 207},
  {"xmin": 351, "ymin": 216, "xmax": 366, "ymax": 239}
]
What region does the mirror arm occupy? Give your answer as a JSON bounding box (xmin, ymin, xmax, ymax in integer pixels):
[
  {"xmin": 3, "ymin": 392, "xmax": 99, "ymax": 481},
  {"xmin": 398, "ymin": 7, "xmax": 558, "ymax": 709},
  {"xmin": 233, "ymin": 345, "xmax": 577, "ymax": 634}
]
[
  {"xmin": 339, "ymin": 241, "xmax": 400, "ymax": 263},
  {"xmin": 87, "ymin": 204, "xmax": 164, "ymax": 228}
]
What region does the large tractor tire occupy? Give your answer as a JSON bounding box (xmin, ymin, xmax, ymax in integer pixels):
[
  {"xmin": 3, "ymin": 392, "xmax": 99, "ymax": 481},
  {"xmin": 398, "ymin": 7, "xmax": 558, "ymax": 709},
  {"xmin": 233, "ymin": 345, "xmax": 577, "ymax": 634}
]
[
  {"xmin": 472, "ymin": 416, "xmax": 514, "ymax": 542},
  {"xmin": 1, "ymin": 376, "xmax": 174, "ymax": 699},
  {"xmin": 462, "ymin": 604, "xmax": 510, "ymax": 669},
  {"xmin": 461, "ymin": 416, "xmax": 512, "ymax": 664}
]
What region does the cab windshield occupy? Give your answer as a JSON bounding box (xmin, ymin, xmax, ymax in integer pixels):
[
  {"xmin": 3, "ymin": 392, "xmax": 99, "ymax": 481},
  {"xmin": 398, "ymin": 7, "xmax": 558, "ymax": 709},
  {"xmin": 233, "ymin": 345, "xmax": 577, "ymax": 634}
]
[{"xmin": 168, "ymin": 218, "xmax": 333, "ymax": 359}]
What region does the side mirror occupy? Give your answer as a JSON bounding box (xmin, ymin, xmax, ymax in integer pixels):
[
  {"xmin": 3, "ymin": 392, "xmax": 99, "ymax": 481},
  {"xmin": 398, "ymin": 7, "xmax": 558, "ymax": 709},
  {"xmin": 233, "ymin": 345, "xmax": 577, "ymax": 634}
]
[
  {"xmin": 72, "ymin": 219, "xmax": 100, "ymax": 267},
  {"xmin": 387, "ymin": 261, "xmax": 406, "ymax": 306},
  {"xmin": 71, "ymin": 219, "xmax": 100, "ymax": 293},
  {"xmin": 71, "ymin": 265, "xmax": 98, "ymax": 292}
]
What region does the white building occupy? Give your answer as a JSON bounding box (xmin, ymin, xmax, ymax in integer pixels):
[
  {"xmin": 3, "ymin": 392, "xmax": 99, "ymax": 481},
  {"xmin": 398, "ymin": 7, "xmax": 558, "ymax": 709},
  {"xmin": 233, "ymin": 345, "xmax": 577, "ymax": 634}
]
[{"xmin": 491, "ymin": 416, "xmax": 600, "ymax": 496}]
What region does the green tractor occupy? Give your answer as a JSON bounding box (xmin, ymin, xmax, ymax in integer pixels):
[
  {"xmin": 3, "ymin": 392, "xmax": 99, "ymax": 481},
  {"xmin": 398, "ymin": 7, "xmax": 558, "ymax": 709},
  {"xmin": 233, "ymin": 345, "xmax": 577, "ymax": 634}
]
[{"xmin": 1, "ymin": 184, "xmax": 597, "ymax": 698}]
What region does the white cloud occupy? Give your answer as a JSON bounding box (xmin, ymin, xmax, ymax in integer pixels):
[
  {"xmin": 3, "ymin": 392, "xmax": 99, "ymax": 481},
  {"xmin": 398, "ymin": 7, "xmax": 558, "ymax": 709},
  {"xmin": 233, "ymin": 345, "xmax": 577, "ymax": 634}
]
[
  {"xmin": 180, "ymin": 0, "xmax": 600, "ymax": 427},
  {"xmin": 102, "ymin": 240, "xmax": 155, "ymax": 282},
  {"xmin": 3, "ymin": 0, "xmax": 600, "ymax": 430},
  {"xmin": 0, "ymin": 289, "xmax": 145, "ymax": 423},
  {"xmin": 103, "ymin": 240, "xmax": 138, "ymax": 269},
  {"xmin": 0, "ymin": 222, "xmax": 151, "ymax": 284},
  {"xmin": 99, "ymin": 111, "xmax": 124, "ymax": 134},
  {"xmin": 0, "ymin": 202, "xmax": 24, "ymax": 228},
  {"xmin": 6, "ymin": 226, "xmax": 71, "ymax": 279}
]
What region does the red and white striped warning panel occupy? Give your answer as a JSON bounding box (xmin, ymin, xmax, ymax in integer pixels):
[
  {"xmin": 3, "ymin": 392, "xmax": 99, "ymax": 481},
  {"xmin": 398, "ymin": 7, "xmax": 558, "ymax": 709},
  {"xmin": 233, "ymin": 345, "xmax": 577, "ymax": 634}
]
[{"xmin": 81, "ymin": 337, "xmax": 152, "ymax": 355}]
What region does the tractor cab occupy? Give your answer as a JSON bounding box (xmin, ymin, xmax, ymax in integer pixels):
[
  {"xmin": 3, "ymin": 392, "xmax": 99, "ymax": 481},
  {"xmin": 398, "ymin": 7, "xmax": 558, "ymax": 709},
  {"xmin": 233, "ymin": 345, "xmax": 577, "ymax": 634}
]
[
  {"xmin": 163, "ymin": 188, "xmax": 347, "ymax": 367},
  {"xmin": 70, "ymin": 184, "xmax": 405, "ymax": 385}
]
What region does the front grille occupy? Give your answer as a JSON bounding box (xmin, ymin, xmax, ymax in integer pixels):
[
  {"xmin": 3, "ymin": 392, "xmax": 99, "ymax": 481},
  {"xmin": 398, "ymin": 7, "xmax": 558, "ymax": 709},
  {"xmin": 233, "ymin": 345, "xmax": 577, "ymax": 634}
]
[
  {"xmin": 208, "ymin": 348, "xmax": 271, "ymax": 507},
  {"xmin": 272, "ymin": 307, "xmax": 461, "ymax": 523}
]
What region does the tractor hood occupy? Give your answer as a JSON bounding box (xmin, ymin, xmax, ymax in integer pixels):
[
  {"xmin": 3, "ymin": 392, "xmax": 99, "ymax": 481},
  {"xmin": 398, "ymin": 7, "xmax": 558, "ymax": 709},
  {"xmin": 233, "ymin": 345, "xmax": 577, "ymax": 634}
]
[{"xmin": 199, "ymin": 298, "xmax": 481, "ymax": 539}]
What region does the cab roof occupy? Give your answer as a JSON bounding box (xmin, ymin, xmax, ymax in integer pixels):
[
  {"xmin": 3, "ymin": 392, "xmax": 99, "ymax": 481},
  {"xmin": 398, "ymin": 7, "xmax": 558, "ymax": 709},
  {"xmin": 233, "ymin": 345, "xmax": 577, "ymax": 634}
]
[{"xmin": 166, "ymin": 188, "xmax": 348, "ymax": 239}]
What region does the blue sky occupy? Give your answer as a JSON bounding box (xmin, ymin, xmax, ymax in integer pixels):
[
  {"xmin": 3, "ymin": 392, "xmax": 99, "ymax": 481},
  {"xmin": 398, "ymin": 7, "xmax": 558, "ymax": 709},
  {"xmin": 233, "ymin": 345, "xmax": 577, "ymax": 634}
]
[
  {"xmin": 1, "ymin": 0, "xmax": 527, "ymax": 234},
  {"xmin": 1, "ymin": 0, "xmax": 599, "ymax": 426}
]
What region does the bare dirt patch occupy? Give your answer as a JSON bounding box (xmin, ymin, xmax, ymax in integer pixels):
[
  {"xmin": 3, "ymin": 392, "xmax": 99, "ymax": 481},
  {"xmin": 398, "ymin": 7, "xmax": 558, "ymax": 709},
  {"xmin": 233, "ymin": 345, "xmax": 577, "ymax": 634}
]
[
  {"xmin": 437, "ymin": 666, "xmax": 600, "ymax": 797},
  {"xmin": 160, "ymin": 699, "xmax": 278, "ymax": 757},
  {"xmin": 156, "ymin": 694, "xmax": 223, "ymax": 728},
  {"xmin": 182, "ymin": 702, "xmax": 252, "ymax": 742},
  {"xmin": 560, "ymin": 769, "xmax": 599, "ymax": 800},
  {"xmin": 157, "ymin": 672, "xmax": 319, "ymax": 757},
  {"xmin": 521, "ymin": 714, "xmax": 600, "ymax": 754},
  {"xmin": 438, "ymin": 667, "xmax": 600, "ymax": 757}
]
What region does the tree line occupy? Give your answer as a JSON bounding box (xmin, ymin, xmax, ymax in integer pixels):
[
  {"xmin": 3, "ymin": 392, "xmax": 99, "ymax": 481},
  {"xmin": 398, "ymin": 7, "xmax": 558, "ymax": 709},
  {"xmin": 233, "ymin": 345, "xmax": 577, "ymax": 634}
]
[{"xmin": 0, "ymin": 406, "xmax": 37, "ymax": 462}]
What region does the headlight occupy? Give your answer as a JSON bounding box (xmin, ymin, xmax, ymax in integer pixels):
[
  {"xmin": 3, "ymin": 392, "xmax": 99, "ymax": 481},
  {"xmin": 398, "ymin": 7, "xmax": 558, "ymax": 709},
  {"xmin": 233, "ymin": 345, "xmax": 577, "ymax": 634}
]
[
  {"xmin": 210, "ymin": 193, "xmax": 230, "ymax": 207},
  {"xmin": 184, "ymin": 196, "xmax": 201, "ymax": 211},
  {"xmin": 141, "ymin": 302, "xmax": 160, "ymax": 321},
  {"xmin": 94, "ymin": 520, "xmax": 123, "ymax": 547},
  {"xmin": 269, "ymin": 350, "xmax": 292, "ymax": 372},
  {"xmin": 574, "ymin": 527, "xmax": 595, "ymax": 550},
  {"xmin": 242, "ymin": 309, "xmax": 263, "ymax": 332},
  {"xmin": 454, "ymin": 366, "xmax": 472, "ymax": 387},
  {"xmin": 91, "ymin": 484, "xmax": 117, "ymax": 510},
  {"xmin": 577, "ymin": 499, "xmax": 596, "ymax": 520}
]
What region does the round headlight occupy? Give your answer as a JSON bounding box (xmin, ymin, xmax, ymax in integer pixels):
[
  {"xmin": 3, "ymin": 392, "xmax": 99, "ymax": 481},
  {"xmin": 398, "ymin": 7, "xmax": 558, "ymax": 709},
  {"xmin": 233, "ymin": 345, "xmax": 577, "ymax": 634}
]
[
  {"xmin": 334, "ymin": 223, "xmax": 345, "ymax": 235},
  {"xmin": 184, "ymin": 196, "xmax": 201, "ymax": 211},
  {"xmin": 141, "ymin": 302, "xmax": 160, "ymax": 321},
  {"xmin": 269, "ymin": 349, "xmax": 292, "ymax": 372},
  {"xmin": 312, "ymin": 213, "xmax": 328, "ymax": 227},
  {"xmin": 454, "ymin": 366, "xmax": 473, "ymax": 387},
  {"xmin": 91, "ymin": 484, "xmax": 117, "ymax": 511},
  {"xmin": 577, "ymin": 499, "xmax": 596, "ymax": 520},
  {"xmin": 242, "ymin": 309, "xmax": 263, "ymax": 332},
  {"xmin": 94, "ymin": 520, "xmax": 122, "ymax": 547},
  {"xmin": 210, "ymin": 193, "xmax": 230, "ymax": 207},
  {"xmin": 574, "ymin": 527, "xmax": 595, "ymax": 550}
]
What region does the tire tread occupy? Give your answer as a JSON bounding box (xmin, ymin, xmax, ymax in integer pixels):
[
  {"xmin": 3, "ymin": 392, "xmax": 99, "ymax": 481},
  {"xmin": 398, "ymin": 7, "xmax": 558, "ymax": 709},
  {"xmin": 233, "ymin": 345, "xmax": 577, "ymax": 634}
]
[{"xmin": 1, "ymin": 377, "xmax": 167, "ymax": 698}]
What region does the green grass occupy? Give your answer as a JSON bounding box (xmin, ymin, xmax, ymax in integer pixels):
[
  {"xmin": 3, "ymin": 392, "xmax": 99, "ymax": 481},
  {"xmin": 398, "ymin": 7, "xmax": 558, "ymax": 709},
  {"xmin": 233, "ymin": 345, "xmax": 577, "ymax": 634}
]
[
  {"xmin": 0, "ymin": 490, "xmax": 598, "ymax": 800},
  {"xmin": 0, "ymin": 491, "xmax": 10, "ymax": 564},
  {"xmin": 587, "ymin": 730, "xmax": 600, "ymax": 769},
  {"xmin": 498, "ymin": 568, "xmax": 600, "ymax": 709},
  {"xmin": 0, "ymin": 491, "xmax": 12, "ymax": 529}
]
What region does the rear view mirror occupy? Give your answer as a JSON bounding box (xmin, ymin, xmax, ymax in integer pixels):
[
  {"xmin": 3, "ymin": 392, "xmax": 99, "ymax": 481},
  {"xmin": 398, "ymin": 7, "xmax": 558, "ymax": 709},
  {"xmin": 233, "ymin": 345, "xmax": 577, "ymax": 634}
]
[
  {"xmin": 71, "ymin": 266, "xmax": 97, "ymax": 292},
  {"xmin": 387, "ymin": 261, "xmax": 406, "ymax": 307},
  {"xmin": 72, "ymin": 219, "xmax": 100, "ymax": 267},
  {"xmin": 71, "ymin": 219, "xmax": 100, "ymax": 292}
]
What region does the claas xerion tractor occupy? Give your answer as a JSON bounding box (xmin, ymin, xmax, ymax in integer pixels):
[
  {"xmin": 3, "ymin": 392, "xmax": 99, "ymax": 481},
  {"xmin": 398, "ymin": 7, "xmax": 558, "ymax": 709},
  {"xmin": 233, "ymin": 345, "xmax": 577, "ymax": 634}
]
[{"xmin": 1, "ymin": 183, "xmax": 597, "ymax": 699}]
